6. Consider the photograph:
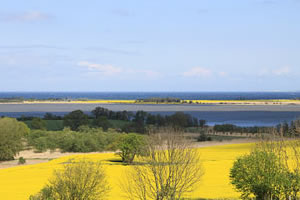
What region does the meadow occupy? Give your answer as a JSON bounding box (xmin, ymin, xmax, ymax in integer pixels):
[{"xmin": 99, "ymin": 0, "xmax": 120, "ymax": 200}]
[{"xmin": 0, "ymin": 143, "xmax": 254, "ymax": 200}]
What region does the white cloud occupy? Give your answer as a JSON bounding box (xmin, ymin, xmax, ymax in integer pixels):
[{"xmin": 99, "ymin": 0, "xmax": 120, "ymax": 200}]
[
  {"xmin": 258, "ymin": 66, "xmax": 292, "ymax": 77},
  {"xmin": 1, "ymin": 11, "xmax": 51, "ymax": 22},
  {"xmin": 78, "ymin": 61, "xmax": 122, "ymax": 75},
  {"xmin": 183, "ymin": 67, "xmax": 212, "ymax": 77},
  {"xmin": 78, "ymin": 61, "xmax": 161, "ymax": 79}
]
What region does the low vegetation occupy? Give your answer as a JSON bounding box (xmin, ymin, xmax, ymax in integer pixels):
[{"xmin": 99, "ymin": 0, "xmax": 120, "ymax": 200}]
[
  {"xmin": 29, "ymin": 159, "xmax": 109, "ymax": 200},
  {"xmin": 26, "ymin": 128, "xmax": 121, "ymax": 153},
  {"xmin": 115, "ymin": 133, "xmax": 147, "ymax": 164},
  {"xmin": 230, "ymin": 135, "xmax": 300, "ymax": 199}
]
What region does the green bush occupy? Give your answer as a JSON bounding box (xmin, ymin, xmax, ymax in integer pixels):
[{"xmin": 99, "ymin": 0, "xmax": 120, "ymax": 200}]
[
  {"xmin": 29, "ymin": 160, "xmax": 109, "ymax": 200},
  {"xmin": 116, "ymin": 133, "xmax": 147, "ymax": 164},
  {"xmin": 18, "ymin": 157, "xmax": 26, "ymax": 165},
  {"xmin": 27, "ymin": 128, "xmax": 121, "ymax": 153},
  {"xmin": 230, "ymin": 150, "xmax": 284, "ymax": 199}
]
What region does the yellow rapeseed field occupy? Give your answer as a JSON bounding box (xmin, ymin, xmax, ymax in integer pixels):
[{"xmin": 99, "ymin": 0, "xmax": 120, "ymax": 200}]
[{"xmin": 0, "ymin": 143, "xmax": 254, "ymax": 200}]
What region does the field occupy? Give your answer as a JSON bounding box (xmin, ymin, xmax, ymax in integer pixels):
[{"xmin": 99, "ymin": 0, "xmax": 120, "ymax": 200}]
[{"xmin": 0, "ymin": 143, "xmax": 254, "ymax": 200}]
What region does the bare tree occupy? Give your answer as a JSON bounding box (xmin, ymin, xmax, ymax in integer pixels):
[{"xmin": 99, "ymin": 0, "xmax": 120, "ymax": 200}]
[{"xmin": 122, "ymin": 128, "xmax": 203, "ymax": 200}]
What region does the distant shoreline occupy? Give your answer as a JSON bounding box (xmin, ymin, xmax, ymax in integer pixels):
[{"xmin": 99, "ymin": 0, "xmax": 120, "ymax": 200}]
[
  {"xmin": 0, "ymin": 99, "xmax": 300, "ymax": 106},
  {"xmin": 1, "ymin": 102, "xmax": 300, "ymax": 112}
]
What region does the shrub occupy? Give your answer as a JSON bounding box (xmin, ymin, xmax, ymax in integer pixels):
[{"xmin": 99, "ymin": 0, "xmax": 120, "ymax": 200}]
[
  {"xmin": 18, "ymin": 157, "xmax": 26, "ymax": 165},
  {"xmin": 116, "ymin": 133, "xmax": 147, "ymax": 164},
  {"xmin": 230, "ymin": 150, "xmax": 284, "ymax": 199},
  {"xmin": 29, "ymin": 159, "xmax": 109, "ymax": 200},
  {"xmin": 27, "ymin": 128, "xmax": 121, "ymax": 153}
]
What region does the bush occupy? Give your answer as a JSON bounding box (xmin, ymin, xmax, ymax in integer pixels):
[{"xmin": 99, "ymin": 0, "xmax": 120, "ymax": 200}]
[
  {"xmin": 197, "ymin": 130, "xmax": 212, "ymax": 142},
  {"xmin": 116, "ymin": 133, "xmax": 147, "ymax": 164},
  {"xmin": 0, "ymin": 118, "xmax": 29, "ymax": 161},
  {"xmin": 230, "ymin": 150, "xmax": 284, "ymax": 199},
  {"xmin": 29, "ymin": 159, "xmax": 109, "ymax": 200},
  {"xmin": 18, "ymin": 157, "xmax": 26, "ymax": 165},
  {"xmin": 27, "ymin": 128, "xmax": 121, "ymax": 153}
]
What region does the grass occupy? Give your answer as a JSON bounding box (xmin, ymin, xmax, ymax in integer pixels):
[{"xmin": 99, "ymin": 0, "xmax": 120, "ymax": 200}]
[{"xmin": 0, "ymin": 143, "xmax": 254, "ymax": 200}]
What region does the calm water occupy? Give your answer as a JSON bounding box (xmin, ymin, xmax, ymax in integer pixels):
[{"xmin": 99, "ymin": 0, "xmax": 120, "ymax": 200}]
[
  {"xmin": 0, "ymin": 91, "xmax": 300, "ymax": 100},
  {"xmin": 1, "ymin": 92, "xmax": 300, "ymax": 127},
  {"xmin": 1, "ymin": 111, "xmax": 299, "ymax": 127}
]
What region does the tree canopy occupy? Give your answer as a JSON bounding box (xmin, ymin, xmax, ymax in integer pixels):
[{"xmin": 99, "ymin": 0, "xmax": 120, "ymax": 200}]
[{"xmin": 0, "ymin": 117, "xmax": 29, "ymax": 161}]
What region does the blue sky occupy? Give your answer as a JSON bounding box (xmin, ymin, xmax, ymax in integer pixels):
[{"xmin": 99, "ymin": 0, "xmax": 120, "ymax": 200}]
[{"xmin": 0, "ymin": 0, "xmax": 299, "ymax": 92}]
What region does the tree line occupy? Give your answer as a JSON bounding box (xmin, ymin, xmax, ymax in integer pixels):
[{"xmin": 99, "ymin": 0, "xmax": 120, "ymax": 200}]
[{"xmin": 17, "ymin": 107, "xmax": 203, "ymax": 133}]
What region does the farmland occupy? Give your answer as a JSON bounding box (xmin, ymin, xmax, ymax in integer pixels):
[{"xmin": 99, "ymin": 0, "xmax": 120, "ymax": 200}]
[{"xmin": 0, "ymin": 142, "xmax": 254, "ymax": 200}]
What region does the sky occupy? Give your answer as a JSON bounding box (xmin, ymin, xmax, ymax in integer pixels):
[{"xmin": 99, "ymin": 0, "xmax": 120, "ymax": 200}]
[{"xmin": 0, "ymin": 0, "xmax": 300, "ymax": 92}]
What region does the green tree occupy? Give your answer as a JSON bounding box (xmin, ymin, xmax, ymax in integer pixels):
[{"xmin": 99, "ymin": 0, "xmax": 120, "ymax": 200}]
[
  {"xmin": 31, "ymin": 118, "xmax": 47, "ymax": 130},
  {"xmin": 230, "ymin": 150, "xmax": 284, "ymax": 199},
  {"xmin": 29, "ymin": 159, "xmax": 109, "ymax": 200},
  {"xmin": 93, "ymin": 116, "xmax": 111, "ymax": 131},
  {"xmin": 199, "ymin": 119, "xmax": 206, "ymax": 128},
  {"xmin": 63, "ymin": 110, "xmax": 89, "ymax": 131},
  {"xmin": 116, "ymin": 133, "xmax": 146, "ymax": 164},
  {"xmin": 169, "ymin": 112, "xmax": 189, "ymax": 128},
  {"xmin": 0, "ymin": 117, "xmax": 29, "ymax": 161}
]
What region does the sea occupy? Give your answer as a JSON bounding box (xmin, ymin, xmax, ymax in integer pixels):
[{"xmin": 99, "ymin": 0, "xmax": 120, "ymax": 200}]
[
  {"xmin": 1, "ymin": 91, "xmax": 300, "ymax": 100},
  {"xmin": 1, "ymin": 92, "xmax": 300, "ymax": 127}
]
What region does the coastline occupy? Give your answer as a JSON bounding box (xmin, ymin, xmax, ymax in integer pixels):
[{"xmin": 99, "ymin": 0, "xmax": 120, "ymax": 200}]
[
  {"xmin": 1, "ymin": 102, "xmax": 300, "ymax": 112},
  {"xmin": 0, "ymin": 99, "xmax": 300, "ymax": 105}
]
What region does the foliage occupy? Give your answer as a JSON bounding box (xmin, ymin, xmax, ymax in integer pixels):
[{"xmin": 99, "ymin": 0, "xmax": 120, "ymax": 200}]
[
  {"xmin": 93, "ymin": 116, "xmax": 112, "ymax": 131},
  {"xmin": 27, "ymin": 128, "xmax": 121, "ymax": 153},
  {"xmin": 43, "ymin": 112, "xmax": 62, "ymax": 120},
  {"xmin": 214, "ymin": 124, "xmax": 261, "ymax": 134},
  {"xmin": 197, "ymin": 130, "xmax": 212, "ymax": 142},
  {"xmin": 230, "ymin": 149, "xmax": 285, "ymax": 199},
  {"xmin": 135, "ymin": 97, "xmax": 181, "ymax": 103},
  {"xmin": 31, "ymin": 118, "xmax": 47, "ymax": 130},
  {"xmin": 116, "ymin": 133, "xmax": 147, "ymax": 164},
  {"xmin": 92, "ymin": 107, "xmax": 132, "ymax": 121},
  {"xmin": 63, "ymin": 110, "xmax": 89, "ymax": 131},
  {"xmin": 18, "ymin": 157, "xmax": 26, "ymax": 165},
  {"xmin": 0, "ymin": 117, "xmax": 29, "ymax": 161},
  {"xmin": 29, "ymin": 159, "xmax": 109, "ymax": 200}
]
